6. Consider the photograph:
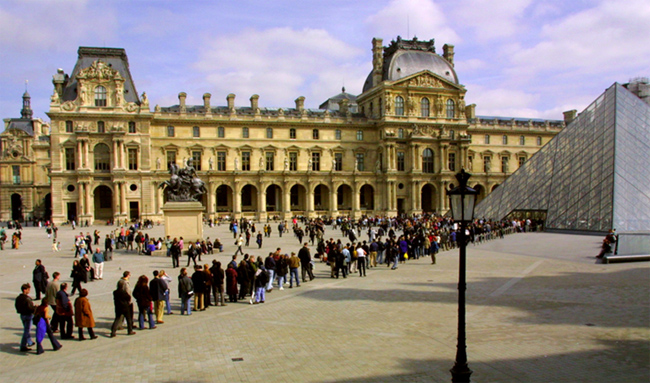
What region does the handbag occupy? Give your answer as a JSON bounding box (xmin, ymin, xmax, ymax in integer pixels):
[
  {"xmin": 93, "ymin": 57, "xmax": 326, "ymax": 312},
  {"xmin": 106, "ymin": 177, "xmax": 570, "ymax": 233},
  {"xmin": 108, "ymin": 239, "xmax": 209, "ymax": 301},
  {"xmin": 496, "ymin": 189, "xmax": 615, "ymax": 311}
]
[{"xmin": 187, "ymin": 290, "xmax": 194, "ymax": 297}]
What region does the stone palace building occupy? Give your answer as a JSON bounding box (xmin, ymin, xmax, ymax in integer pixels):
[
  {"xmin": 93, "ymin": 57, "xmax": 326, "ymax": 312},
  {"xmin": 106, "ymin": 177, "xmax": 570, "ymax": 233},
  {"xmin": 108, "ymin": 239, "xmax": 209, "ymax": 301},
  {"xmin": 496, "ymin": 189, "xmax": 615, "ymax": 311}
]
[{"xmin": 0, "ymin": 37, "xmax": 568, "ymax": 224}]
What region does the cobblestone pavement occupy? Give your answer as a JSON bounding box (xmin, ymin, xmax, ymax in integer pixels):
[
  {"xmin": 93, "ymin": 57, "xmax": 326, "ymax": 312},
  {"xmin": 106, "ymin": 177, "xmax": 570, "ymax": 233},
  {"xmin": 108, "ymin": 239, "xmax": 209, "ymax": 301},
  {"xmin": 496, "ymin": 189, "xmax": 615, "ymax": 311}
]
[{"xmin": 0, "ymin": 224, "xmax": 648, "ymax": 382}]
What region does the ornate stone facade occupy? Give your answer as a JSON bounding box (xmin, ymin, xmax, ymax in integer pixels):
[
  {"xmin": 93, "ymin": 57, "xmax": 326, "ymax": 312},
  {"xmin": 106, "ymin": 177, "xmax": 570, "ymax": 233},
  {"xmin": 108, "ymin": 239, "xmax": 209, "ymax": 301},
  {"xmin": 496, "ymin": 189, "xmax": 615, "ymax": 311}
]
[{"xmin": 1, "ymin": 39, "xmax": 567, "ymax": 224}]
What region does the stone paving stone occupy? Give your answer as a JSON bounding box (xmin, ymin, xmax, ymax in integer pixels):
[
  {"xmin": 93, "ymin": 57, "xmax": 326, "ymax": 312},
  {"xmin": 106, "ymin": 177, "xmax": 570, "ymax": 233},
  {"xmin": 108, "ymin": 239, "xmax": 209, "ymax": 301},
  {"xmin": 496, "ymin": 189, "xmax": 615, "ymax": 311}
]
[{"xmin": 0, "ymin": 225, "xmax": 648, "ymax": 382}]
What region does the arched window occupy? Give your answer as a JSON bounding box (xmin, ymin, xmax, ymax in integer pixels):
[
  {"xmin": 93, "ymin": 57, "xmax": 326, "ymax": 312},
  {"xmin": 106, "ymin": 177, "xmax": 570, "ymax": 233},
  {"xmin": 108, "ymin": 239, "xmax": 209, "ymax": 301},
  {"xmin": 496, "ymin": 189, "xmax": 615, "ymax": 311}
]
[
  {"xmin": 242, "ymin": 127, "xmax": 249, "ymax": 138},
  {"xmin": 446, "ymin": 99, "xmax": 455, "ymax": 118},
  {"xmin": 395, "ymin": 96, "xmax": 404, "ymax": 116},
  {"xmin": 94, "ymin": 143, "xmax": 110, "ymax": 172},
  {"xmin": 422, "ymin": 148, "xmax": 434, "ymax": 173},
  {"xmin": 94, "ymin": 86, "xmax": 107, "ymax": 107},
  {"xmin": 421, "ymin": 97, "xmax": 430, "ymax": 117},
  {"xmin": 193, "ymin": 126, "xmax": 200, "ymax": 138}
]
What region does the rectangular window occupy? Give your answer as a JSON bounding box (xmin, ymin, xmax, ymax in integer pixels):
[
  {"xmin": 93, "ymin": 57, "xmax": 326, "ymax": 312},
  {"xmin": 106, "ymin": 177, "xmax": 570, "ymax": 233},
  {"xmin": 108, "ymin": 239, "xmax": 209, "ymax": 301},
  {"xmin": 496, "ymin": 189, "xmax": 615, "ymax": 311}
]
[
  {"xmin": 356, "ymin": 130, "xmax": 363, "ymax": 140},
  {"xmin": 166, "ymin": 151, "xmax": 176, "ymax": 170},
  {"xmin": 483, "ymin": 156, "xmax": 491, "ymax": 172},
  {"xmin": 518, "ymin": 156, "xmax": 526, "ymax": 168},
  {"xmin": 192, "ymin": 151, "xmax": 202, "ymax": 171},
  {"xmin": 356, "ymin": 153, "xmax": 365, "ymax": 171},
  {"xmin": 501, "ymin": 157, "xmax": 509, "ymax": 173},
  {"xmin": 289, "ymin": 152, "xmax": 297, "ymax": 171},
  {"xmin": 448, "ymin": 152, "xmax": 456, "ymax": 172},
  {"xmin": 266, "ymin": 128, "xmax": 273, "ymax": 139},
  {"xmin": 97, "ymin": 121, "xmax": 105, "ymax": 133},
  {"xmin": 519, "ymin": 135, "xmax": 525, "ymax": 145},
  {"xmin": 193, "ymin": 126, "xmax": 200, "ymax": 138},
  {"xmin": 290, "ymin": 128, "xmax": 296, "ymax": 139},
  {"xmin": 311, "ymin": 152, "xmax": 320, "ymax": 171},
  {"xmin": 536, "ymin": 136, "xmax": 542, "ymax": 146},
  {"xmin": 334, "ymin": 153, "xmax": 343, "ymax": 171},
  {"xmin": 502, "ymin": 135, "xmax": 508, "ymax": 145},
  {"xmin": 335, "ymin": 129, "xmax": 341, "ymax": 140},
  {"xmin": 484, "ymin": 135, "xmax": 490, "ymax": 144},
  {"xmin": 312, "ymin": 129, "xmax": 319, "ymax": 140},
  {"xmin": 167, "ymin": 126, "xmax": 175, "ymax": 137},
  {"xmin": 12, "ymin": 165, "xmax": 20, "ymax": 184},
  {"xmin": 65, "ymin": 120, "xmax": 73, "ymax": 133},
  {"xmin": 128, "ymin": 121, "xmax": 136, "ymax": 133},
  {"xmin": 217, "ymin": 126, "xmax": 225, "ymax": 138},
  {"xmin": 242, "ymin": 127, "xmax": 249, "ymax": 138},
  {"xmin": 265, "ymin": 152, "xmax": 274, "ymax": 171},
  {"xmin": 65, "ymin": 148, "xmax": 76, "ymax": 170},
  {"xmin": 128, "ymin": 148, "xmax": 138, "ymax": 170},
  {"xmin": 397, "ymin": 152, "xmax": 405, "ymax": 171},
  {"xmin": 242, "ymin": 152, "xmax": 251, "ymax": 171},
  {"xmin": 217, "ymin": 151, "xmax": 226, "ymax": 171}
]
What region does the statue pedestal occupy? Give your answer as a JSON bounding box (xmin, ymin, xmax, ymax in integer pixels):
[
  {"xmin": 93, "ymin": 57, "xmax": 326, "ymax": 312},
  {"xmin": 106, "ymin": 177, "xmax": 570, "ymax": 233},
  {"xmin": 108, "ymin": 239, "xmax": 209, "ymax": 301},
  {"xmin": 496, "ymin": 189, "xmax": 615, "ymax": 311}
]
[{"xmin": 162, "ymin": 202, "xmax": 205, "ymax": 242}]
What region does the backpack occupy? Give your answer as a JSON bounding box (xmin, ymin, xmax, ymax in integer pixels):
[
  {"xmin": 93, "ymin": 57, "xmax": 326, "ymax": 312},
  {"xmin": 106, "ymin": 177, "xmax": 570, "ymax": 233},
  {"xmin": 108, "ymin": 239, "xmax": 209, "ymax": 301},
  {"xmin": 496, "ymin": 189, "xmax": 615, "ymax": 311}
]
[{"xmin": 258, "ymin": 270, "xmax": 269, "ymax": 286}]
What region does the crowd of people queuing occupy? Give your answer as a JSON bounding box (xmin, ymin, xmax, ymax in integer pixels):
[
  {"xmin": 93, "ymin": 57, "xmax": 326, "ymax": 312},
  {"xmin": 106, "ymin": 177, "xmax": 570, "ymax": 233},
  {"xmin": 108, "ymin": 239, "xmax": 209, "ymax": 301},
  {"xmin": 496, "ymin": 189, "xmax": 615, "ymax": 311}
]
[{"xmin": 12, "ymin": 213, "xmax": 538, "ymax": 354}]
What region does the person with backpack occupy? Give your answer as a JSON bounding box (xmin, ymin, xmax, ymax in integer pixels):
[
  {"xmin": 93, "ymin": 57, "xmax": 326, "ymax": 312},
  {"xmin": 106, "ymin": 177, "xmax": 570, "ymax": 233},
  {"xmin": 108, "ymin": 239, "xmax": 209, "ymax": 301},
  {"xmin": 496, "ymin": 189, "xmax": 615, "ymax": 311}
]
[{"xmin": 253, "ymin": 266, "xmax": 269, "ymax": 304}]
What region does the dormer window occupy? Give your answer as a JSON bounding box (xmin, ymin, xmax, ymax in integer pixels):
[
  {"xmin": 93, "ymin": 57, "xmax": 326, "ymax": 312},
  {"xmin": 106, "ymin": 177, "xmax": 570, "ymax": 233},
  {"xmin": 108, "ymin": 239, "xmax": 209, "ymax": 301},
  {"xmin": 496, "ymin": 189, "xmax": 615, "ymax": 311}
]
[{"xmin": 94, "ymin": 86, "xmax": 107, "ymax": 107}]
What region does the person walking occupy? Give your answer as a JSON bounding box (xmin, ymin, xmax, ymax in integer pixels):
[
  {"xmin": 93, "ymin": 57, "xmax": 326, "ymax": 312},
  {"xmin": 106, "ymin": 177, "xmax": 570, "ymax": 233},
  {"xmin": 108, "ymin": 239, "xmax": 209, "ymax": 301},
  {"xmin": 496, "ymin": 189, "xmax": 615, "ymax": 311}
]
[
  {"xmin": 33, "ymin": 298, "xmax": 62, "ymax": 354},
  {"xmin": 32, "ymin": 260, "xmax": 49, "ymax": 300},
  {"xmin": 178, "ymin": 268, "xmax": 193, "ymax": 315},
  {"xmin": 70, "ymin": 260, "xmax": 85, "ymax": 296},
  {"xmin": 45, "ymin": 272, "xmax": 61, "ymax": 333},
  {"xmin": 132, "ymin": 275, "xmax": 156, "ymax": 330},
  {"xmin": 55, "ymin": 283, "xmax": 74, "ymax": 339},
  {"xmin": 149, "ymin": 271, "xmax": 168, "ymax": 324},
  {"xmin": 15, "ymin": 283, "xmax": 35, "ymax": 352},
  {"xmin": 92, "ymin": 248, "xmax": 105, "ymax": 280},
  {"xmin": 73, "ymin": 289, "xmax": 97, "ymax": 340},
  {"xmin": 298, "ymin": 243, "xmax": 314, "ymax": 282},
  {"xmin": 110, "ymin": 271, "xmax": 136, "ymax": 337},
  {"xmin": 234, "ymin": 235, "xmax": 244, "ymax": 256},
  {"xmin": 264, "ymin": 253, "xmax": 276, "ymax": 292},
  {"xmin": 356, "ymin": 244, "xmax": 367, "ymax": 277}
]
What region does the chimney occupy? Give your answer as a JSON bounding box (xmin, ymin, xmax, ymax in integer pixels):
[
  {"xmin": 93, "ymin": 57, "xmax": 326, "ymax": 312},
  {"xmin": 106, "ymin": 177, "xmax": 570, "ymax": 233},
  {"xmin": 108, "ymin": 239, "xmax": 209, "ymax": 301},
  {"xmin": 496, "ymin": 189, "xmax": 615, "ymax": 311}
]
[
  {"xmin": 52, "ymin": 68, "xmax": 66, "ymax": 100},
  {"xmin": 227, "ymin": 93, "xmax": 236, "ymax": 114},
  {"xmin": 203, "ymin": 93, "xmax": 211, "ymax": 110},
  {"xmin": 295, "ymin": 96, "xmax": 305, "ymax": 112},
  {"xmin": 178, "ymin": 92, "xmax": 187, "ymax": 113},
  {"xmin": 372, "ymin": 38, "xmax": 384, "ymax": 87},
  {"xmin": 563, "ymin": 109, "xmax": 577, "ymax": 125},
  {"xmin": 250, "ymin": 94, "xmax": 259, "ymax": 111},
  {"xmin": 443, "ymin": 44, "xmax": 455, "ymax": 66},
  {"xmin": 466, "ymin": 104, "xmax": 476, "ymax": 119}
]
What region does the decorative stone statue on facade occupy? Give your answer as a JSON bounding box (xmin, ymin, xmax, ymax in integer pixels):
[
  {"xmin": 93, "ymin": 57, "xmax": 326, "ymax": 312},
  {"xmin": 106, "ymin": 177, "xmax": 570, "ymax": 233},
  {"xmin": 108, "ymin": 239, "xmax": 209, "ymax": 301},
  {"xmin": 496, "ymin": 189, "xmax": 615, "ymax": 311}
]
[{"xmin": 159, "ymin": 159, "xmax": 207, "ymax": 202}]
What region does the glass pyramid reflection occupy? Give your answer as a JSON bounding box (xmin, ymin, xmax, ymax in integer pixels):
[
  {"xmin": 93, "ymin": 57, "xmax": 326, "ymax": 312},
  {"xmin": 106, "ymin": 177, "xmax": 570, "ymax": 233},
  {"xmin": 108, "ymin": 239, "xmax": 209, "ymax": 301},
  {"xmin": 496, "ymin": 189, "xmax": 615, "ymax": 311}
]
[{"xmin": 474, "ymin": 83, "xmax": 650, "ymax": 232}]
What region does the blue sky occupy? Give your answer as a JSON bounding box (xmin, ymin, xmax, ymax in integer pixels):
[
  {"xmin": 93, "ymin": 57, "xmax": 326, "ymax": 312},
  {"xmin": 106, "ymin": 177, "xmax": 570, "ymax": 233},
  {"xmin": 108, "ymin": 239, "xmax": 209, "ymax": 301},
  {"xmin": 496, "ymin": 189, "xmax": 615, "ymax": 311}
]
[{"xmin": 1, "ymin": 0, "xmax": 649, "ymax": 130}]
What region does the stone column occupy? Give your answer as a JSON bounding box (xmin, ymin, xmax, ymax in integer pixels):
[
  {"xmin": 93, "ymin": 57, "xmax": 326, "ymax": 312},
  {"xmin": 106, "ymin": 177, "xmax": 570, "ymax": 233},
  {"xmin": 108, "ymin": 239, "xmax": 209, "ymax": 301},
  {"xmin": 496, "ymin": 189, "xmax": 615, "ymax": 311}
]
[
  {"xmin": 283, "ymin": 183, "xmax": 291, "ymax": 219},
  {"xmin": 258, "ymin": 188, "xmax": 267, "ymax": 221},
  {"xmin": 330, "ymin": 183, "xmax": 338, "ymax": 216},
  {"xmin": 157, "ymin": 187, "xmax": 164, "ymax": 214},
  {"xmin": 78, "ymin": 182, "xmax": 85, "ymax": 216},
  {"xmin": 113, "ymin": 183, "xmax": 119, "ymax": 221},
  {"xmin": 86, "ymin": 182, "xmax": 92, "ymax": 217},
  {"xmin": 120, "ymin": 182, "xmax": 127, "ymax": 215},
  {"xmin": 76, "ymin": 141, "xmax": 83, "ymax": 169},
  {"xmin": 120, "ymin": 142, "xmax": 126, "ymax": 169},
  {"xmin": 207, "ymin": 182, "xmax": 215, "ymax": 218},
  {"xmin": 84, "ymin": 141, "xmax": 89, "ymax": 169},
  {"xmin": 233, "ymin": 183, "xmax": 241, "ymax": 215},
  {"xmin": 352, "ymin": 183, "xmax": 360, "ymax": 213},
  {"xmin": 113, "ymin": 141, "xmax": 119, "ymax": 169}
]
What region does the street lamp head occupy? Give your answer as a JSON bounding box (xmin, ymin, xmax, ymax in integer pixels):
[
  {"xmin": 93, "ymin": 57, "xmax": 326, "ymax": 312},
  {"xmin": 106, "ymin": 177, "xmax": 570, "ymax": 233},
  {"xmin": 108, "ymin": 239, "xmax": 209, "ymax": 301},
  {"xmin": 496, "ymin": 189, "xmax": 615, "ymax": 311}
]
[{"xmin": 447, "ymin": 169, "xmax": 478, "ymax": 222}]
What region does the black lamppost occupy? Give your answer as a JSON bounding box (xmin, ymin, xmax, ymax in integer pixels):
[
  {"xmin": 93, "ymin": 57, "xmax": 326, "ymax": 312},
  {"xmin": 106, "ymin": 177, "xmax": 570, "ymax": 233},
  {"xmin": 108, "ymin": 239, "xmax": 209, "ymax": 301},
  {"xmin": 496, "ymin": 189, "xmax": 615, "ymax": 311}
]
[{"xmin": 447, "ymin": 169, "xmax": 478, "ymax": 383}]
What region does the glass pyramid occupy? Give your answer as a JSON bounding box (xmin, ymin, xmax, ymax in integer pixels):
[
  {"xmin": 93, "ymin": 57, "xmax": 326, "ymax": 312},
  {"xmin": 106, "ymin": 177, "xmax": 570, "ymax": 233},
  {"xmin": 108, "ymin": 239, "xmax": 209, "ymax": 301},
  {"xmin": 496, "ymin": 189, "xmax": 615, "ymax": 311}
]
[{"xmin": 474, "ymin": 83, "xmax": 650, "ymax": 232}]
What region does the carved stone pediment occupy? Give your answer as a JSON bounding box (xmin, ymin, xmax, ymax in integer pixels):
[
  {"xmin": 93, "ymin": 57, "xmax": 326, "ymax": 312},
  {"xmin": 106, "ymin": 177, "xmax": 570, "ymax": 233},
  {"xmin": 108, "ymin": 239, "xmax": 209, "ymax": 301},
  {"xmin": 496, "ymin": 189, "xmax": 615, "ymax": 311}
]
[
  {"xmin": 410, "ymin": 124, "xmax": 439, "ymax": 138},
  {"xmin": 77, "ymin": 60, "xmax": 123, "ymax": 82}
]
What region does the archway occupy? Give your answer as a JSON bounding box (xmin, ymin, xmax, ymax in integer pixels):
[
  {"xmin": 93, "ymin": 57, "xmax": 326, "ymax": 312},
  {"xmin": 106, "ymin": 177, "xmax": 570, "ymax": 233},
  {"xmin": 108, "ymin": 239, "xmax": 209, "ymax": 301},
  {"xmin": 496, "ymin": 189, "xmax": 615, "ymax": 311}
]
[
  {"xmin": 44, "ymin": 193, "xmax": 52, "ymax": 221},
  {"xmin": 473, "ymin": 184, "xmax": 486, "ymax": 204},
  {"xmin": 337, "ymin": 184, "xmax": 353, "ymax": 210},
  {"xmin": 290, "ymin": 184, "xmax": 307, "ymax": 212},
  {"xmin": 359, "ymin": 184, "xmax": 375, "ymax": 210},
  {"xmin": 421, "ymin": 183, "xmax": 437, "ymax": 213},
  {"xmin": 216, "ymin": 185, "xmax": 233, "ymax": 213},
  {"xmin": 266, "ymin": 184, "xmax": 282, "ymax": 212},
  {"xmin": 313, "ymin": 184, "xmax": 330, "ymax": 211},
  {"xmin": 491, "ymin": 184, "xmax": 500, "ymax": 192},
  {"xmin": 241, "ymin": 184, "xmax": 258, "ymax": 212},
  {"xmin": 11, "ymin": 193, "xmax": 23, "ymax": 221},
  {"xmin": 94, "ymin": 185, "xmax": 113, "ymax": 222}
]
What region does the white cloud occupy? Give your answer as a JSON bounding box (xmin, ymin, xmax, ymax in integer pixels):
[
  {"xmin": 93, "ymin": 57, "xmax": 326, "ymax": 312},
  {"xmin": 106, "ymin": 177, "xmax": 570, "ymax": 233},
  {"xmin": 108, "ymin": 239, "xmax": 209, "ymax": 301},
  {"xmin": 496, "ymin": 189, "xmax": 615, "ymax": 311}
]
[
  {"xmin": 510, "ymin": 0, "xmax": 650, "ymax": 77},
  {"xmin": 365, "ymin": 0, "xmax": 460, "ymax": 44},
  {"xmin": 465, "ymin": 84, "xmax": 542, "ymax": 118},
  {"xmin": 452, "ymin": 0, "xmax": 533, "ymax": 42},
  {"xmin": 193, "ymin": 27, "xmax": 365, "ymax": 108}
]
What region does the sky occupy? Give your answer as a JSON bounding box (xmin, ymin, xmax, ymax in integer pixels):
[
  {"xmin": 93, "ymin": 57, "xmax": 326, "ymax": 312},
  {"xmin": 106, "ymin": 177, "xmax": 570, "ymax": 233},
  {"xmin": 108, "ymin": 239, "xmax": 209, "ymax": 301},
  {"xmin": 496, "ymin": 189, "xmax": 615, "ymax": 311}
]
[{"xmin": 1, "ymin": 0, "xmax": 649, "ymax": 130}]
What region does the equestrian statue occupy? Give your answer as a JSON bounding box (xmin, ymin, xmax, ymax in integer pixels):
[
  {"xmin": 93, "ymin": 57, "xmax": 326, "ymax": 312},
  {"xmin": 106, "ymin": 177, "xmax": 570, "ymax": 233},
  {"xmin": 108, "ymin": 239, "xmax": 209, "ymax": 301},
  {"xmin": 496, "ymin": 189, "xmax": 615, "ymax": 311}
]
[{"xmin": 159, "ymin": 159, "xmax": 207, "ymax": 202}]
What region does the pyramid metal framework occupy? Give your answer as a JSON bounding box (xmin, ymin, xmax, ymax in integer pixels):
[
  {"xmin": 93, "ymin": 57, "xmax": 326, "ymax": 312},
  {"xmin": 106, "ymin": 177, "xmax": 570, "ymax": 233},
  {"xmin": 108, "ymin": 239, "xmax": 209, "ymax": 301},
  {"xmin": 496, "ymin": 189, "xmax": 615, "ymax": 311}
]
[{"xmin": 474, "ymin": 83, "xmax": 650, "ymax": 233}]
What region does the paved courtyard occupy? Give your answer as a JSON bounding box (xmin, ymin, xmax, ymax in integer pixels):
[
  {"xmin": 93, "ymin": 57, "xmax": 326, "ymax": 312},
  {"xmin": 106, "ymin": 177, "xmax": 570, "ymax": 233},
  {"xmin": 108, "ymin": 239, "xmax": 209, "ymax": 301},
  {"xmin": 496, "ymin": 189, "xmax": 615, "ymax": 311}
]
[{"xmin": 0, "ymin": 223, "xmax": 648, "ymax": 382}]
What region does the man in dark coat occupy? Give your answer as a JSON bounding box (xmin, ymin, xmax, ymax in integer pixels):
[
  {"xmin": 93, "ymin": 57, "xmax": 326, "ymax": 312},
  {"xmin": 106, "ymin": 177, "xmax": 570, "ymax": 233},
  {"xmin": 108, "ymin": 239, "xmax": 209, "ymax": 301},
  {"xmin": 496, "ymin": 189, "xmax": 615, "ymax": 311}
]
[
  {"xmin": 149, "ymin": 270, "xmax": 168, "ymax": 324},
  {"xmin": 32, "ymin": 259, "xmax": 48, "ymax": 300},
  {"xmin": 298, "ymin": 243, "xmax": 314, "ymax": 282},
  {"xmin": 110, "ymin": 271, "xmax": 135, "ymax": 337}
]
